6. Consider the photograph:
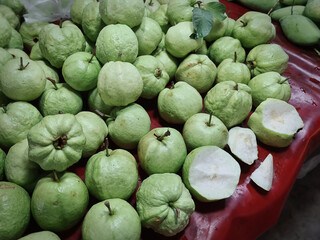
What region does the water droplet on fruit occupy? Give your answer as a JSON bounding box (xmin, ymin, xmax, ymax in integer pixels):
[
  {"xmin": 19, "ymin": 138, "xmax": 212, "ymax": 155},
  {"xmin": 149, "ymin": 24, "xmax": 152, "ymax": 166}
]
[
  {"xmin": 312, "ymin": 101, "xmax": 317, "ymax": 107},
  {"xmin": 300, "ymin": 87, "xmax": 306, "ymax": 93}
]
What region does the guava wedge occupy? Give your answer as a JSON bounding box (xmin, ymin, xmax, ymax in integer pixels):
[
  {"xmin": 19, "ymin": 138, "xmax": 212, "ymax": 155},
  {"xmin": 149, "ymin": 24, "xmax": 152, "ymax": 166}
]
[
  {"xmin": 182, "ymin": 146, "xmax": 241, "ymax": 202},
  {"xmin": 228, "ymin": 126, "xmax": 258, "ymax": 165},
  {"xmin": 250, "ymin": 153, "xmax": 273, "ymax": 191},
  {"xmin": 247, "ymin": 98, "xmax": 304, "ymax": 147}
]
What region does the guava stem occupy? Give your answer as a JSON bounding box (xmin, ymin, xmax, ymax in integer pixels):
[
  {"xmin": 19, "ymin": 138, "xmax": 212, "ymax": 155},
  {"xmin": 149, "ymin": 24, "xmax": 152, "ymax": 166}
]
[
  {"xmin": 46, "ymin": 77, "xmax": 58, "ymax": 90},
  {"xmin": 169, "ymin": 202, "xmax": 180, "ymax": 222},
  {"xmin": 94, "ymin": 109, "xmax": 114, "ymax": 120},
  {"xmin": 291, "ymin": 0, "xmax": 296, "ymax": 15},
  {"xmin": 104, "ymin": 137, "xmax": 110, "ymax": 157},
  {"xmin": 59, "ymin": 18, "xmax": 63, "ymax": 28},
  {"xmin": 234, "ymin": 52, "xmax": 237, "ymax": 63},
  {"xmin": 104, "ymin": 201, "xmax": 114, "ymax": 216},
  {"xmin": 149, "ymin": 0, "xmax": 153, "ymax": 6},
  {"xmin": 154, "ymin": 129, "xmax": 170, "ymax": 141},
  {"xmin": 314, "ymin": 48, "xmax": 320, "ymax": 57},
  {"xmin": 240, "ymin": 20, "xmax": 247, "ymax": 27},
  {"xmin": 88, "ymin": 47, "xmax": 96, "ymax": 63},
  {"xmin": 170, "ymin": 81, "xmax": 175, "ymax": 89},
  {"xmin": 196, "ymin": 1, "xmax": 202, "ymax": 8},
  {"xmin": 53, "ymin": 134, "xmax": 68, "ymax": 150},
  {"xmin": 234, "ymin": 83, "xmax": 238, "ymax": 91},
  {"xmin": 155, "ymin": 68, "xmax": 162, "ymax": 78},
  {"xmin": 58, "ymin": 110, "xmax": 63, "ymax": 114},
  {"xmin": 18, "ymin": 57, "xmax": 29, "ymax": 71},
  {"xmin": 280, "ymin": 77, "xmax": 290, "ymax": 84},
  {"xmin": 267, "ymin": 0, "xmax": 281, "ymax": 15},
  {"xmin": 206, "ymin": 113, "xmax": 214, "ymax": 127},
  {"xmin": 53, "ymin": 170, "xmax": 60, "ymax": 182}
]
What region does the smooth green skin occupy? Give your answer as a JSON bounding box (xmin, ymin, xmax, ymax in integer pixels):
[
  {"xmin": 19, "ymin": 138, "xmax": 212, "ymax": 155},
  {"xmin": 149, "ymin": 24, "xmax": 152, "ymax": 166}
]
[
  {"xmin": 7, "ymin": 48, "xmax": 29, "ymax": 59},
  {"xmin": 27, "ymin": 113, "xmax": 86, "ymax": 172},
  {"xmin": 148, "ymin": 3, "xmax": 169, "ymax": 32},
  {"xmin": 82, "ymin": 198, "xmax": 141, "ymax": 240},
  {"xmin": 246, "ymin": 43, "xmax": 289, "ymax": 77},
  {"xmin": 175, "ymin": 54, "xmax": 217, "ymax": 93},
  {"xmin": 87, "ymin": 87, "xmax": 113, "ymax": 114},
  {"xmin": 236, "ymin": 0, "xmax": 282, "ymax": 13},
  {"xmin": 208, "ymin": 36, "xmax": 246, "ymax": 65},
  {"xmin": 99, "ymin": 0, "xmax": 145, "ymax": 28},
  {"xmin": 195, "ymin": 40, "xmax": 208, "ymax": 54},
  {"xmin": 165, "ymin": 21, "xmax": 203, "ymax": 58},
  {"xmin": 85, "ymin": 149, "xmax": 138, "ymax": 200},
  {"xmin": 204, "ymin": 81, "xmax": 252, "ymax": 128},
  {"xmin": 0, "ymin": 181, "xmax": 31, "ymax": 240},
  {"xmin": 0, "ymin": 101, "xmax": 42, "ymax": 149},
  {"xmin": 107, "ymin": 103, "xmax": 151, "ymax": 149},
  {"xmin": 4, "ymin": 139, "xmax": 43, "ymax": 192},
  {"xmin": 1, "ymin": 0, "xmax": 24, "ymax": 15},
  {"xmin": 182, "ymin": 113, "xmax": 229, "ymax": 151},
  {"xmin": 39, "ymin": 83, "xmax": 83, "ymax": 116},
  {"xmin": 0, "ymin": 58, "xmax": 46, "ymax": 101},
  {"xmin": 216, "ymin": 58, "xmax": 251, "ymax": 84},
  {"xmin": 31, "ymin": 172, "xmax": 89, "ymax": 232},
  {"xmin": 18, "ymin": 231, "xmax": 61, "ymax": 240},
  {"xmin": 39, "ymin": 21, "xmax": 86, "ymax": 68},
  {"xmin": 19, "ymin": 21, "xmax": 49, "ymax": 48},
  {"xmin": 0, "ymin": 16, "xmax": 12, "ymax": 48},
  {"xmin": 97, "ymin": 61, "xmax": 143, "ymax": 107},
  {"xmin": 270, "ymin": 5, "xmax": 305, "ymax": 21},
  {"xmin": 96, "ymin": 24, "xmax": 138, "ymax": 64},
  {"xmin": 232, "ymin": 11, "xmax": 276, "ymax": 49},
  {"xmin": 0, "ymin": 5, "xmax": 20, "ymax": 29},
  {"xmin": 71, "ymin": 0, "xmax": 95, "ymax": 24},
  {"xmin": 205, "ymin": 17, "xmax": 235, "ymax": 43},
  {"xmin": 7, "ymin": 28, "xmax": 23, "ymax": 49},
  {"xmin": 82, "ymin": 2, "xmax": 104, "ymax": 42},
  {"xmin": 0, "ymin": 148, "xmax": 5, "ymax": 180},
  {"xmin": 280, "ymin": 15, "xmax": 320, "ymax": 47},
  {"xmin": 154, "ymin": 50, "xmax": 179, "ymax": 80},
  {"xmin": 158, "ymin": 82, "xmax": 203, "ymax": 124},
  {"xmin": 75, "ymin": 111, "xmax": 108, "ymax": 158},
  {"xmin": 133, "ymin": 55, "xmax": 170, "ymax": 99},
  {"xmin": 62, "ymin": 52, "xmax": 101, "ymax": 91},
  {"xmin": 0, "ymin": 47, "xmax": 13, "ymax": 70},
  {"xmin": 247, "ymin": 98, "xmax": 299, "ymax": 147},
  {"xmin": 167, "ymin": 0, "xmax": 197, "ymax": 25},
  {"xmin": 281, "ymin": 0, "xmax": 307, "ymax": 5},
  {"xmin": 35, "ymin": 60, "xmax": 60, "ymax": 89},
  {"xmin": 304, "ymin": 0, "xmax": 320, "ymax": 25},
  {"xmin": 138, "ymin": 127, "xmax": 187, "ymax": 175},
  {"xmin": 159, "ymin": 83, "xmax": 201, "ymax": 124},
  {"xmin": 135, "ymin": 17, "xmax": 163, "ymax": 55},
  {"xmin": 248, "ymin": 71, "xmax": 291, "ymax": 107},
  {"xmin": 84, "ymin": 37, "xmax": 94, "ymax": 53},
  {"xmin": 30, "ymin": 42, "xmax": 43, "ymax": 60},
  {"xmin": 136, "ymin": 173, "xmax": 195, "ymax": 237}
]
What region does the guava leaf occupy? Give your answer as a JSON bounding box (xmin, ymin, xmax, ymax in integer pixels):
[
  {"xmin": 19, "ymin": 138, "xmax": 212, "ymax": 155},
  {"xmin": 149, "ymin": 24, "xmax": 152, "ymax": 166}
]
[
  {"xmin": 191, "ymin": 7, "xmax": 213, "ymax": 39},
  {"xmin": 206, "ymin": 2, "xmax": 227, "ymax": 21}
]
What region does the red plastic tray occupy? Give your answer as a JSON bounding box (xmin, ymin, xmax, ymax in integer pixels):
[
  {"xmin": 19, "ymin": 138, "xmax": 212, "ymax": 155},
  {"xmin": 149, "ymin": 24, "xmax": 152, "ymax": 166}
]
[{"xmin": 26, "ymin": 1, "xmax": 320, "ymax": 239}]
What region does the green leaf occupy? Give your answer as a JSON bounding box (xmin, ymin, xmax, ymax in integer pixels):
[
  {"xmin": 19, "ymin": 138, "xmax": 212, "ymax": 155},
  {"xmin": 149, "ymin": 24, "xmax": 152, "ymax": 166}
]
[
  {"xmin": 206, "ymin": 2, "xmax": 227, "ymax": 21},
  {"xmin": 191, "ymin": 7, "xmax": 214, "ymax": 39}
]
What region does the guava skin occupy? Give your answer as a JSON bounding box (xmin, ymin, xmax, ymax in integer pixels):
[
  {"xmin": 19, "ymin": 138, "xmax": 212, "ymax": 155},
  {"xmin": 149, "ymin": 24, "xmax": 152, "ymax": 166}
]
[
  {"xmin": 136, "ymin": 173, "xmax": 195, "ymax": 237},
  {"xmin": 19, "ymin": 21, "xmax": 49, "ymax": 48},
  {"xmin": 17, "ymin": 231, "xmax": 61, "ymax": 240},
  {"xmin": 216, "ymin": 58, "xmax": 251, "ymax": 84},
  {"xmin": 82, "ymin": 2, "xmax": 105, "ymax": 42}
]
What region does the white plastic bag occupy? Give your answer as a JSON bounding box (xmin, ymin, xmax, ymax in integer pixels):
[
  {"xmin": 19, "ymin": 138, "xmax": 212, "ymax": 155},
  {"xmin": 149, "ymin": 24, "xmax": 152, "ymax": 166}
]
[{"xmin": 20, "ymin": 0, "xmax": 75, "ymax": 23}]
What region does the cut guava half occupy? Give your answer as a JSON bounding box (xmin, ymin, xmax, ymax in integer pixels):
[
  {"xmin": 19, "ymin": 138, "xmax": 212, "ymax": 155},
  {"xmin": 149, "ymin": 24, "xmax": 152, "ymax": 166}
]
[
  {"xmin": 247, "ymin": 98, "xmax": 304, "ymax": 147},
  {"xmin": 250, "ymin": 153, "xmax": 274, "ymax": 191},
  {"xmin": 182, "ymin": 146, "xmax": 241, "ymax": 202},
  {"xmin": 228, "ymin": 126, "xmax": 258, "ymax": 165}
]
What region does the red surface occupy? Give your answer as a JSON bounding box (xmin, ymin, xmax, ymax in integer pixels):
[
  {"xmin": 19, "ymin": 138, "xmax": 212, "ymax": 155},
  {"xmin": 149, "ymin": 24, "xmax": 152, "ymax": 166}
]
[{"xmin": 28, "ymin": 1, "xmax": 320, "ymax": 240}]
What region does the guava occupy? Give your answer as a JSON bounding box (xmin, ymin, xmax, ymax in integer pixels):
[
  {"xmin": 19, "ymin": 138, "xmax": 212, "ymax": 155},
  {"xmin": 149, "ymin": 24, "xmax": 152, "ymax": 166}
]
[
  {"xmin": 82, "ymin": 1, "xmax": 105, "ymax": 42},
  {"xmin": 0, "ymin": 5, "xmax": 20, "ymax": 29},
  {"xmin": 204, "ymin": 81, "xmax": 252, "ymax": 128},
  {"xmin": 97, "ymin": 61, "xmax": 143, "ymax": 106},
  {"xmin": 1, "ymin": 0, "xmax": 24, "ymax": 14},
  {"xmin": 136, "ymin": 173, "xmax": 195, "ymax": 236},
  {"xmin": 204, "ymin": 17, "xmax": 235, "ymax": 43},
  {"xmin": 70, "ymin": 0, "xmax": 95, "ymax": 24},
  {"xmin": 175, "ymin": 54, "xmax": 217, "ymax": 93},
  {"xmin": 6, "ymin": 28, "xmax": 23, "ymax": 50},
  {"xmin": 18, "ymin": 231, "xmax": 61, "ymax": 240},
  {"xmin": 270, "ymin": 5, "xmax": 305, "ymax": 21},
  {"xmin": 31, "ymin": 172, "xmax": 89, "ymax": 232},
  {"xmin": 4, "ymin": 139, "xmax": 43, "ymax": 192},
  {"xmin": 85, "ymin": 148, "xmax": 138, "ymax": 200},
  {"xmin": 148, "ymin": 3, "xmax": 169, "ymax": 32},
  {"xmin": 158, "ymin": 81, "xmax": 203, "ymax": 124},
  {"xmin": 96, "ymin": 24, "xmax": 138, "ymax": 64},
  {"xmin": 250, "ymin": 153, "xmax": 274, "ymax": 191},
  {"xmin": 7, "ymin": 48, "xmax": 29, "ymax": 59},
  {"xmin": 154, "ymin": 50, "xmax": 179, "ymax": 80},
  {"xmin": 0, "ymin": 181, "xmax": 31, "ymax": 240},
  {"xmin": 35, "ymin": 60, "xmax": 60, "ymax": 89},
  {"xmin": 0, "ymin": 47, "xmax": 13, "ymax": 70},
  {"xmin": 167, "ymin": 0, "xmax": 197, "ymax": 25},
  {"xmin": 138, "ymin": 127, "xmax": 187, "ymax": 175},
  {"xmin": 19, "ymin": 21, "xmax": 49, "ymax": 48},
  {"xmin": 39, "ymin": 21, "xmax": 86, "ymax": 68},
  {"xmin": 0, "ymin": 101, "xmax": 42, "ymax": 149},
  {"xmin": 87, "ymin": 87, "xmax": 113, "ymax": 114},
  {"xmin": 208, "ymin": 36, "xmax": 246, "ymax": 65},
  {"xmin": 27, "ymin": 113, "xmax": 86, "ymax": 172},
  {"xmin": 247, "ymin": 98, "xmax": 304, "ymax": 147},
  {"xmin": 232, "ymin": 11, "xmax": 276, "ymax": 49},
  {"xmin": 99, "ymin": 0, "xmax": 145, "ymax": 28},
  {"xmin": 303, "ymin": 0, "xmax": 320, "ymax": 25},
  {"xmin": 0, "ymin": 15, "xmax": 12, "ymax": 48},
  {"xmin": 246, "ymin": 43, "xmax": 289, "ymax": 76},
  {"xmin": 133, "ymin": 55, "xmax": 170, "ymax": 99},
  {"xmin": 29, "ymin": 42, "xmax": 43, "ymax": 60},
  {"xmin": 248, "ymin": 71, "xmax": 291, "ymax": 107}
]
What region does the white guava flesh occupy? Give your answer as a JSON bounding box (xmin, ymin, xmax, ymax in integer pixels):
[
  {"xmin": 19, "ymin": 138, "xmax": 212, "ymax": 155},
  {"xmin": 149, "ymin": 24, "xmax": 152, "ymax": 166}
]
[{"xmin": 250, "ymin": 153, "xmax": 274, "ymax": 191}]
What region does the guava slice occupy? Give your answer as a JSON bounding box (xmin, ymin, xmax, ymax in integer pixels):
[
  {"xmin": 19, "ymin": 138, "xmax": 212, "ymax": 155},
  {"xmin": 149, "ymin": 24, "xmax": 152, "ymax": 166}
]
[
  {"xmin": 182, "ymin": 146, "xmax": 241, "ymax": 202},
  {"xmin": 250, "ymin": 153, "xmax": 274, "ymax": 191},
  {"xmin": 228, "ymin": 126, "xmax": 258, "ymax": 165}
]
